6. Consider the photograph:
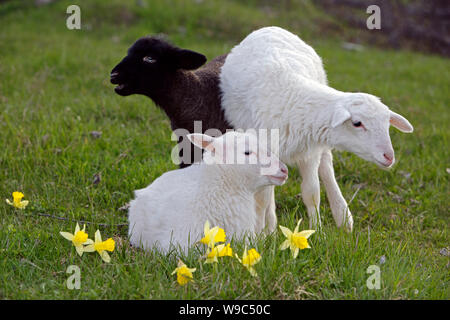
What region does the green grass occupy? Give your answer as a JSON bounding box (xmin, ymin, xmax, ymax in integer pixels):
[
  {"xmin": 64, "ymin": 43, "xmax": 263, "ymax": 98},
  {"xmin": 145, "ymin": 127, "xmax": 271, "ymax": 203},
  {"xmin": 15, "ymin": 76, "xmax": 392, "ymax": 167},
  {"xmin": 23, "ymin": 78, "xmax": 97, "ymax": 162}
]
[{"xmin": 0, "ymin": 0, "xmax": 448, "ymax": 299}]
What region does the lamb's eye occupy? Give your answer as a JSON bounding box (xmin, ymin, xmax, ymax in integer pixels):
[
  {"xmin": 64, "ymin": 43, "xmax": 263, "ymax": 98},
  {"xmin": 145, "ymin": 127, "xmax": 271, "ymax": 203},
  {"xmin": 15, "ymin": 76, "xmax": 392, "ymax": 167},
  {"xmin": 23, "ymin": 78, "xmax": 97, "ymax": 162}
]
[
  {"xmin": 244, "ymin": 151, "xmax": 251, "ymax": 156},
  {"xmin": 352, "ymin": 121, "xmax": 362, "ymax": 128},
  {"xmin": 143, "ymin": 56, "xmax": 156, "ymax": 64}
]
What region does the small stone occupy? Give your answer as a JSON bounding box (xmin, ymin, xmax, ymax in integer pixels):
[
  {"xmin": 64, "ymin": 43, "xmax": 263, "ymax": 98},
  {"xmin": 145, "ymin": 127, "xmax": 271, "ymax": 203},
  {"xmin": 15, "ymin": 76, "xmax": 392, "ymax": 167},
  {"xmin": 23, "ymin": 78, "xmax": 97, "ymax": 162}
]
[
  {"xmin": 90, "ymin": 131, "xmax": 102, "ymax": 139},
  {"xmin": 379, "ymin": 255, "xmax": 386, "ymax": 265},
  {"xmin": 398, "ymin": 170, "xmax": 411, "ymax": 179},
  {"xmin": 93, "ymin": 173, "xmax": 101, "ymax": 185},
  {"xmin": 439, "ymin": 248, "xmax": 449, "ymax": 256},
  {"xmin": 341, "ymin": 42, "xmax": 364, "ymax": 51}
]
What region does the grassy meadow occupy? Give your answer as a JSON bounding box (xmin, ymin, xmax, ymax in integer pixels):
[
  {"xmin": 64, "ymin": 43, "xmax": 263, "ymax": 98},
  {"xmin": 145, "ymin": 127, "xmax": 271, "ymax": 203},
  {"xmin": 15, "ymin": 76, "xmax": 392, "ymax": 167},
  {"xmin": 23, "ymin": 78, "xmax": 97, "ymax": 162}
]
[{"xmin": 0, "ymin": 0, "xmax": 448, "ymax": 299}]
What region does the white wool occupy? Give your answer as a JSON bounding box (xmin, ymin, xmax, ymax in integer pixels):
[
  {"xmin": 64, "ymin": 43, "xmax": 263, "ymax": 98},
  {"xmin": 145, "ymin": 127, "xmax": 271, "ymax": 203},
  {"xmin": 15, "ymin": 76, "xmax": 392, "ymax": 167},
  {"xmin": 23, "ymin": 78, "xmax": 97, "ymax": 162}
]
[
  {"xmin": 220, "ymin": 26, "xmax": 413, "ymax": 231},
  {"xmin": 128, "ymin": 131, "xmax": 288, "ymax": 253}
]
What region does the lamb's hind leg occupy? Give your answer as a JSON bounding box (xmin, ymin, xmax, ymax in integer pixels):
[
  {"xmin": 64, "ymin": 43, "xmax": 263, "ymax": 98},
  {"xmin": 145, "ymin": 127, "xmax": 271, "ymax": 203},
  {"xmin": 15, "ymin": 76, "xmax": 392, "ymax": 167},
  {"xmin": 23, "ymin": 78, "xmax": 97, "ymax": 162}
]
[
  {"xmin": 298, "ymin": 156, "xmax": 322, "ymax": 230},
  {"xmin": 318, "ymin": 149, "xmax": 353, "ymax": 232}
]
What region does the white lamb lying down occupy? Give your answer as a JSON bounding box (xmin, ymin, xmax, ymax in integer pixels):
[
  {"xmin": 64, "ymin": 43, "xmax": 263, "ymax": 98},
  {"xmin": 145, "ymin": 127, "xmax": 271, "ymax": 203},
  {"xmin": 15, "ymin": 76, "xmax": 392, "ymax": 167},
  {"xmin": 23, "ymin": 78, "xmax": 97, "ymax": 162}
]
[{"xmin": 128, "ymin": 131, "xmax": 288, "ymax": 253}]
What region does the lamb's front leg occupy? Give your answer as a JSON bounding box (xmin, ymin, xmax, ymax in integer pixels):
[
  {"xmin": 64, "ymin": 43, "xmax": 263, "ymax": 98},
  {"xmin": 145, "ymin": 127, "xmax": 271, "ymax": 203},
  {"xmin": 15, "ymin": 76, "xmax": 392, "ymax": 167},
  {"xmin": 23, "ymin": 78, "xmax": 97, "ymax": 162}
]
[
  {"xmin": 318, "ymin": 149, "xmax": 353, "ymax": 232},
  {"xmin": 264, "ymin": 186, "xmax": 277, "ymax": 234},
  {"xmin": 298, "ymin": 156, "xmax": 322, "ymax": 230},
  {"xmin": 254, "ymin": 186, "xmax": 276, "ymax": 234}
]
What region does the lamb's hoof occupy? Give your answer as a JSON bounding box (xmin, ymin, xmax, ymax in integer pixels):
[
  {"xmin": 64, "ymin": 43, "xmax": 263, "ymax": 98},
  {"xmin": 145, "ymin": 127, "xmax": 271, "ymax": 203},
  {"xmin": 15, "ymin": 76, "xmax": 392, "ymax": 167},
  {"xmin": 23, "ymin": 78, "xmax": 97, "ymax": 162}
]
[{"xmin": 342, "ymin": 215, "xmax": 354, "ymax": 233}]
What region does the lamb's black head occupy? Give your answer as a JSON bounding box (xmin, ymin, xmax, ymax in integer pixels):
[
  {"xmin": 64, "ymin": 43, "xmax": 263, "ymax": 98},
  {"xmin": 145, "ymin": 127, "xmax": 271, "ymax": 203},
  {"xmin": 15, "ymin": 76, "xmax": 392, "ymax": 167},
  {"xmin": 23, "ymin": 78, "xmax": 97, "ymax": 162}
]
[{"xmin": 110, "ymin": 36, "xmax": 207, "ymax": 96}]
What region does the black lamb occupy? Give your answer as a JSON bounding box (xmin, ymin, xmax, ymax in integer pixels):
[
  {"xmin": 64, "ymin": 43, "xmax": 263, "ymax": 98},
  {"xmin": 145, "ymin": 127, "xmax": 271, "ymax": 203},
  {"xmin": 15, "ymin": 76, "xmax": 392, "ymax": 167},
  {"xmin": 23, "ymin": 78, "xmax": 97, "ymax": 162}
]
[{"xmin": 110, "ymin": 36, "xmax": 231, "ymax": 167}]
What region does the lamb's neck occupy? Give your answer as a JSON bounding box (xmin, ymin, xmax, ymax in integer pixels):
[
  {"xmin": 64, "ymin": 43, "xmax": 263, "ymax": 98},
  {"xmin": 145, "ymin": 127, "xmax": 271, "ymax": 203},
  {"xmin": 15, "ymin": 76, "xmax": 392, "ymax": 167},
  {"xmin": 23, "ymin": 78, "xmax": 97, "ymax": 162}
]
[
  {"xmin": 198, "ymin": 163, "xmax": 257, "ymax": 199},
  {"xmin": 288, "ymin": 78, "xmax": 347, "ymax": 148},
  {"xmin": 149, "ymin": 70, "xmax": 200, "ymax": 124},
  {"xmin": 195, "ymin": 163, "xmax": 258, "ymax": 229}
]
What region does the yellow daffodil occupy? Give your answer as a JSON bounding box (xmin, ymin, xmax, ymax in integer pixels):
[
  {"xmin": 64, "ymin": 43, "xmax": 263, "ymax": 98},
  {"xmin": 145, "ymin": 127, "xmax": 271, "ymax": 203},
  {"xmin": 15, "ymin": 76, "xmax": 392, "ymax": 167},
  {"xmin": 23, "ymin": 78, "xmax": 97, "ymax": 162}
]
[
  {"xmin": 279, "ymin": 219, "xmax": 315, "ymax": 258},
  {"xmin": 218, "ymin": 243, "xmax": 233, "ymax": 257},
  {"xmin": 60, "ymin": 223, "xmax": 93, "ymax": 256},
  {"xmin": 6, "ymin": 191, "xmax": 29, "ymax": 209},
  {"xmin": 235, "ymin": 247, "xmax": 261, "ymax": 277},
  {"xmin": 84, "ymin": 230, "xmax": 115, "ymax": 263},
  {"xmin": 200, "ymin": 220, "xmax": 226, "ymax": 247},
  {"xmin": 171, "ymin": 259, "xmax": 196, "ymax": 286},
  {"xmin": 205, "ymin": 245, "xmax": 220, "ymax": 264},
  {"xmin": 204, "ymin": 243, "xmax": 233, "ymax": 264}
]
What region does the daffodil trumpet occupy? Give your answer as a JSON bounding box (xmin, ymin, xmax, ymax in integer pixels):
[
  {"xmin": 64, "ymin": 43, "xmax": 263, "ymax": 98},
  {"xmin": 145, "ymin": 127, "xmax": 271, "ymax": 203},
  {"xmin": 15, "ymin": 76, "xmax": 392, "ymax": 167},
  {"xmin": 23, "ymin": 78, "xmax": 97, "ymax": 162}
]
[
  {"xmin": 235, "ymin": 247, "xmax": 261, "ymax": 277},
  {"xmin": 84, "ymin": 230, "xmax": 115, "ymax": 263}
]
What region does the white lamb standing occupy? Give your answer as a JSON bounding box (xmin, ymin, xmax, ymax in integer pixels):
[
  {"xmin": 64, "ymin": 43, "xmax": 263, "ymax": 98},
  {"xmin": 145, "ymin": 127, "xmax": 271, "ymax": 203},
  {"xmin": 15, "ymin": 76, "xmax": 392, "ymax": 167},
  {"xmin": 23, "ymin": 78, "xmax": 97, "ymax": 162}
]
[
  {"xmin": 128, "ymin": 131, "xmax": 288, "ymax": 253},
  {"xmin": 220, "ymin": 26, "xmax": 413, "ymax": 231}
]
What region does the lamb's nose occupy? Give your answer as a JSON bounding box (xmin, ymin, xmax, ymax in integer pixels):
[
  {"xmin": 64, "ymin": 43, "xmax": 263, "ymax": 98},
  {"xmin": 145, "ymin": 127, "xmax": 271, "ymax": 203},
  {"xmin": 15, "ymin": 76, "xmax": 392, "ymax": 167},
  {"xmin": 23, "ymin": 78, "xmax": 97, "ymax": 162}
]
[
  {"xmin": 110, "ymin": 72, "xmax": 120, "ymax": 84},
  {"xmin": 383, "ymin": 153, "xmax": 393, "ymax": 162},
  {"xmin": 383, "ymin": 153, "xmax": 393, "ymax": 165}
]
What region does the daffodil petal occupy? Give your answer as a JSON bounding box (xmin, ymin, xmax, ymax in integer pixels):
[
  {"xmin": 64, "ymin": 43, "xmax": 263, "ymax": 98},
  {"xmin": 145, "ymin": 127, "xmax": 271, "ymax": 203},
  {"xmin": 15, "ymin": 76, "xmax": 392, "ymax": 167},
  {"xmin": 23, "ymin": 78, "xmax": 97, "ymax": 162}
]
[
  {"xmin": 248, "ymin": 267, "xmax": 258, "ymax": 277},
  {"xmin": 209, "ymin": 226, "xmax": 219, "ymax": 237},
  {"xmin": 6, "ymin": 199, "xmax": 13, "ymax": 206},
  {"xmin": 279, "ymin": 225, "xmax": 293, "ymax": 238},
  {"xmin": 204, "ymin": 220, "xmax": 210, "ymax": 235},
  {"xmin": 298, "ymin": 230, "xmax": 315, "ymax": 238},
  {"xmin": 75, "ymin": 245, "xmax": 84, "ymax": 256},
  {"xmin": 60, "ymin": 232, "xmax": 74, "ymax": 241},
  {"xmin": 75, "ymin": 223, "xmax": 80, "ymax": 234},
  {"xmin": 101, "ymin": 251, "xmax": 111, "ymax": 263},
  {"xmin": 294, "ymin": 219, "xmax": 303, "ymax": 233},
  {"xmin": 279, "ymin": 240, "xmax": 290, "ymax": 251},
  {"xmin": 18, "ymin": 200, "xmax": 29, "ymax": 208},
  {"xmin": 293, "ymin": 248, "xmax": 299, "ymax": 259},
  {"xmin": 177, "ymin": 260, "xmax": 185, "ymax": 268},
  {"xmin": 95, "ymin": 230, "xmax": 102, "ymax": 242},
  {"xmin": 83, "ymin": 244, "xmax": 95, "ymax": 252},
  {"xmin": 84, "ymin": 238, "xmax": 94, "ymax": 245}
]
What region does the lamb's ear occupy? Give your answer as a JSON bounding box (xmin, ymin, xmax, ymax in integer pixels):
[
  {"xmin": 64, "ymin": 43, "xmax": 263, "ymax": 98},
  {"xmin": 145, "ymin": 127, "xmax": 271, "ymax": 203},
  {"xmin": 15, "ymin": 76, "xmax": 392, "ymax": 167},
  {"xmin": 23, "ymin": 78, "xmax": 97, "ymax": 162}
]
[
  {"xmin": 186, "ymin": 133, "xmax": 215, "ymax": 152},
  {"xmin": 331, "ymin": 108, "xmax": 351, "ymax": 128},
  {"xmin": 389, "ymin": 110, "xmax": 413, "ymax": 133},
  {"xmin": 173, "ymin": 49, "xmax": 207, "ymax": 70}
]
